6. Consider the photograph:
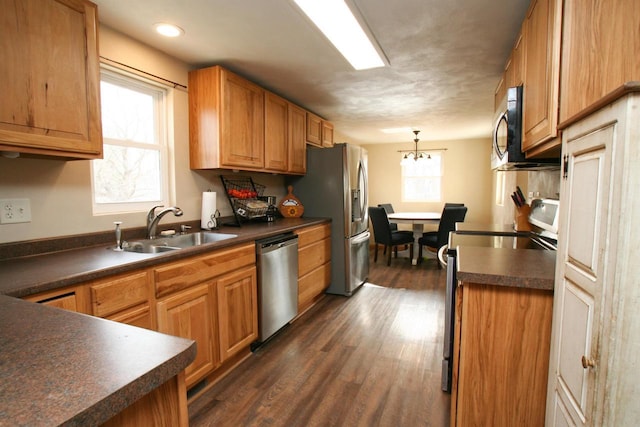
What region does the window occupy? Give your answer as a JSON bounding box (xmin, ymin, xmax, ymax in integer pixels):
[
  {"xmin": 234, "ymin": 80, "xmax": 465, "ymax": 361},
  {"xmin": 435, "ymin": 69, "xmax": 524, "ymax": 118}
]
[
  {"xmin": 401, "ymin": 152, "xmax": 443, "ymax": 202},
  {"xmin": 91, "ymin": 68, "xmax": 170, "ymax": 215}
]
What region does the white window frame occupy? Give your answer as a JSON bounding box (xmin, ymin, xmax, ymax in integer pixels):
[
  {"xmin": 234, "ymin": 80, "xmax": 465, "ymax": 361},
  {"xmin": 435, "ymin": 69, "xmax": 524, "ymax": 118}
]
[
  {"xmin": 91, "ymin": 66, "xmax": 171, "ymax": 215},
  {"xmin": 400, "ymin": 151, "xmax": 444, "ymax": 203}
]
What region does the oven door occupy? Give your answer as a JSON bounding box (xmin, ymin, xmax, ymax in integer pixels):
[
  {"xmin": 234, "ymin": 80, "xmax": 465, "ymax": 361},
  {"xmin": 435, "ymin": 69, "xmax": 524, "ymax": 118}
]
[{"xmin": 442, "ymin": 246, "xmax": 457, "ymax": 392}]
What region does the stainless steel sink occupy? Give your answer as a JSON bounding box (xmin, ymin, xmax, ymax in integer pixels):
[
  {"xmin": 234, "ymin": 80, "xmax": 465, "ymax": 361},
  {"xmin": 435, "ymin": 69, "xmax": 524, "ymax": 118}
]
[{"xmin": 118, "ymin": 232, "xmax": 238, "ymax": 253}]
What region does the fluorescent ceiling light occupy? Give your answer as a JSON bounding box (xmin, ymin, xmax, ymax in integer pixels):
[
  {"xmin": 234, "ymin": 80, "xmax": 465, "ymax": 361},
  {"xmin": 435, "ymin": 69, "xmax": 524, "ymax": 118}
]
[
  {"xmin": 153, "ymin": 23, "xmax": 184, "ymax": 38},
  {"xmin": 381, "ymin": 127, "xmax": 414, "ymax": 134},
  {"xmin": 293, "ymin": 0, "xmax": 386, "ymax": 70}
]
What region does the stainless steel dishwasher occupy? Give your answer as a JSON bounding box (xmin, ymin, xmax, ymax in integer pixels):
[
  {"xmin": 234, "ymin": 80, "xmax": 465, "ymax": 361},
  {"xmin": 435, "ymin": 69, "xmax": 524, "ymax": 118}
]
[{"xmin": 255, "ymin": 233, "xmax": 299, "ymax": 344}]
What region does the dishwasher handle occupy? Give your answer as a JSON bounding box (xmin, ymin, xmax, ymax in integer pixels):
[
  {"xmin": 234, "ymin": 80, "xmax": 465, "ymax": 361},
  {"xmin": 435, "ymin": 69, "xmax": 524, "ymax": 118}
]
[{"xmin": 256, "ymin": 233, "xmax": 298, "ymax": 254}]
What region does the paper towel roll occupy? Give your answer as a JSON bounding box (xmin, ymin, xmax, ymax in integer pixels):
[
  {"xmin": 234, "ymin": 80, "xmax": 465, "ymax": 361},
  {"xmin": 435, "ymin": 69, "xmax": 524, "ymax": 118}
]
[{"xmin": 201, "ymin": 191, "xmax": 217, "ymax": 229}]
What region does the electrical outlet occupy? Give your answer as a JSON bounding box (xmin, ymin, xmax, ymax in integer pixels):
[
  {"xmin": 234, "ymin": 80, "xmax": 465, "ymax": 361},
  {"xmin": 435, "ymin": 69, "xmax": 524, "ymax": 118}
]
[{"xmin": 0, "ymin": 199, "xmax": 32, "ymax": 224}]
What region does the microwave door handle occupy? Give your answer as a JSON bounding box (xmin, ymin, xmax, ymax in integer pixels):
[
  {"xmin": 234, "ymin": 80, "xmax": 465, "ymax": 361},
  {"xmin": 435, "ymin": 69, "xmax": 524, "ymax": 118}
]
[{"xmin": 493, "ymin": 110, "xmax": 508, "ymax": 159}]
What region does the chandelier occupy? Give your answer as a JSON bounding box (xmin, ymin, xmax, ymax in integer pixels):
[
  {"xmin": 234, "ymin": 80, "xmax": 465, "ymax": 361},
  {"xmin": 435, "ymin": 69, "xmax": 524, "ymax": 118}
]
[{"xmin": 400, "ymin": 130, "xmax": 430, "ymax": 165}]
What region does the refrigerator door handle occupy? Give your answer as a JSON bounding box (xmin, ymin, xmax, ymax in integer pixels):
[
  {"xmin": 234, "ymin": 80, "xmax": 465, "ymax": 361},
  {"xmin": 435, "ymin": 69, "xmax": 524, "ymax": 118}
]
[{"xmin": 358, "ymin": 159, "xmax": 368, "ymax": 225}]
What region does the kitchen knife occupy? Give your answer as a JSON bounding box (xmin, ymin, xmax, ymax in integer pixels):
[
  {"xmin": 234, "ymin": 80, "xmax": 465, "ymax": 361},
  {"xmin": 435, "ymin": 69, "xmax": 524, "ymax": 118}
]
[
  {"xmin": 511, "ymin": 193, "xmax": 521, "ymax": 207},
  {"xmin": 516, "ymin": 186, "xmax": 526, "ymax": 205}
]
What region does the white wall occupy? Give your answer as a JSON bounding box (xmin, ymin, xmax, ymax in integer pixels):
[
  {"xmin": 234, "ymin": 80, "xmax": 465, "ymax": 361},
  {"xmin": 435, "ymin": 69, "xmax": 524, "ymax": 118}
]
[
  {"xmin": 362, "ymin": 138, "xmax": 493, "ymax": 226},
  {"xmin": 0, "ymin": 26, "xmax": 285, "ymax": 244}
]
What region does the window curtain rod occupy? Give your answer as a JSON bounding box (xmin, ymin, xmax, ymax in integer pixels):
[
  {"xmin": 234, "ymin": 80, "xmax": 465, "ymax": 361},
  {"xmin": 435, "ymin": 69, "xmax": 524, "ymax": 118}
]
[{"xmin": 100, "ymin": 56, "xmax": 187, "ymax": 90}]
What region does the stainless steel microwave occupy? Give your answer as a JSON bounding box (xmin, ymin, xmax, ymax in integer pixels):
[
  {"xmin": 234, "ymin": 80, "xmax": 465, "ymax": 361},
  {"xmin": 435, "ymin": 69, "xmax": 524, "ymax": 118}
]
[{"xmin": 491, "ymin": 85, "xmax": 559, "ymax": 171}]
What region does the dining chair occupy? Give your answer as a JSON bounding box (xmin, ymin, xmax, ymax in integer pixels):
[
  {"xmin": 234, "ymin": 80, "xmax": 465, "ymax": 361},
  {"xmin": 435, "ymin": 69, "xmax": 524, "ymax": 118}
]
[
  {"xmin": 418, "ymin": 205, "xmax": 467, "ymax": 266},
  {"xmin": 368, "ymin": 206, "xmax": 414, "ymax": 266},
  {"xmin": 378, "ymin": 203, "xmax": 398, "ymax": 231}
]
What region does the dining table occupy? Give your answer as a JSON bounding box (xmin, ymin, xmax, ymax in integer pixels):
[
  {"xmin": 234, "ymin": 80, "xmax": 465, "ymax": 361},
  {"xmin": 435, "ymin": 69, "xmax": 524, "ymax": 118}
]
[{"xmin": 387, "ymin": 211, "xmax": 441, "ymax": 265}]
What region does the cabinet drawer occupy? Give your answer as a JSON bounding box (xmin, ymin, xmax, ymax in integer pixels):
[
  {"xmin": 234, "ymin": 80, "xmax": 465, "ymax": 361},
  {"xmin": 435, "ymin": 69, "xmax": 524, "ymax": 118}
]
[
  {"xmin": 106, "ymin": 304, "xmax": 154, "ymax": 330},
  {"xmin": 90, "ymin": 271, "xmax": 150, "ymax": 318},
  {"xmin": 298, "ymin": 262, "xmax": 331, "ymax": 312},
  {"xmin": 295, "ymin": 223, "xmax": 330, "ymax": 248},
  {"xmin": 298, "ymin": 237, "xmax": 331, "ymax": 277},
  {"xmin": 24, "ymin": 286, "xmax": 87, "ymax": 313},
  {"xmin": 155, "ymin": 243, "xmax": 256, "ymax": 298}
]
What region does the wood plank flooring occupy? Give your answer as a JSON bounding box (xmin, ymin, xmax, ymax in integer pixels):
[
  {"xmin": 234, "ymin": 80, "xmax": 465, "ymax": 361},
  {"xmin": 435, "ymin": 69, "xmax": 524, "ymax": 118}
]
[{"xmin": 188, "ymin": 254, "xmax": 450, "ymax": 426}]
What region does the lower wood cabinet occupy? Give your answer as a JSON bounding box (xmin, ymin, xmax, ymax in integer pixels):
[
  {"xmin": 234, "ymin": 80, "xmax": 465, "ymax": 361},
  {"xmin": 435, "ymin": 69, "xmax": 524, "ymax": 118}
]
[
  {"xmin": 217, "ymin": 266, "xmax": 258, "ymax": 361},
  {"xmin": 295, "ymin": 223, "xmax": 331, "ymax": 313},
  {"xmin": 89, "ymin": 269, "xmax": 154, "ymax": 330},
  {"xmin": 451, "ymin": 282, "xmax": 553, "ymax": 427},
  {"xmin": 154, "ymin": 242, "xmax": 257, "ymax": 388},
  {"xmin": 24, "ymin": 285, "xmax": 89, "ymax": 313},
  {"xmin": 157, "ymin": 283, "xmax": 220, "ymax": 389}
]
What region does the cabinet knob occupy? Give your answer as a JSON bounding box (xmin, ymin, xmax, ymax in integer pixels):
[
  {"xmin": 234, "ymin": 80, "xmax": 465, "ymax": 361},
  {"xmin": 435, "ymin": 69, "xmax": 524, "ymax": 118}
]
[{"xmin": 581, "ymin": 355, "xmax": 596, "ymax": 369}]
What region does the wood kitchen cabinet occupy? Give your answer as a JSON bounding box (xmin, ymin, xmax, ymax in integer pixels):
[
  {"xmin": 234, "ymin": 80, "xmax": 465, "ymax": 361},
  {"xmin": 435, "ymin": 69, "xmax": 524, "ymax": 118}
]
[
  {"xmin": 288, "ymin": 102, "xmax": 307, "ymax": 174},
  {"xmin": 89, "ymin": 269, "xmax": 154, "ymax": 330},
  {"xmin": 0, "ymin": 0, "xmax": 102, "ymax": 159},
  {"xmin": 24, "ymin": 285, "xmax": 89, "ymax": 313},
  {"xmin": 306, "ymin": 112, "xmax": 334, "ymax": 148},
  {"xmin": 157, "ymin": 283, "xmax": 219, "ymax": 389},
  {"xmin": 264, "ymin": 92, "xmax": 289, "ymax": 173},
  {"xmin": 189, "ymin": 66, "xmax": 265, "ymax": 170},
  {"xmin": 294, "ymin": 223, "xmax": 331, "ymax": 314},
  {"xmin": 154, "ymin": 242, "xmax": 257, "ymax": 388},
  {"xmin": 264, "ymin": 92, "xmax": 307, "ymax": 174},
  {"xmin": 521, "ymin": 0, "xmax": 562, "ymax": 154},
  {"xmin": 451, "ymin": 282, "xmax": 553, "ymax": 427},
  {"xmin": 217, "ymin": 265, "xmax": 258, "ymax": 362},
  {"xmin": 559, "ymin": 0, "xmax": 640, "ymax": 123},
  {"xmin": 546, "ymin": 89, "xmax": 640, "ymax": 426}
]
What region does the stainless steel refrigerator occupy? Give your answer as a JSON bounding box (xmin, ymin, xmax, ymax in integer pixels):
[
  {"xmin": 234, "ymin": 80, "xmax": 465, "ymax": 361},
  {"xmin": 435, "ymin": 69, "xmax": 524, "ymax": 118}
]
[{"xmin": 288, "ymin": 143, "xmax": 370, "ymax": 296}]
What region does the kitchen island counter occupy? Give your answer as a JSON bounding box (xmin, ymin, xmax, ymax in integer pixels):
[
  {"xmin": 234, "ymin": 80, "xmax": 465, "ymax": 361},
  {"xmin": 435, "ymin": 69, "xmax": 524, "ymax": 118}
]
[
  {"xmin": 0, "ymin": 294, "xmax": 196, "ymax": 426},
  {"xmin": 456, "ymin": 246, "xmax": 555, "ymax": 291}
]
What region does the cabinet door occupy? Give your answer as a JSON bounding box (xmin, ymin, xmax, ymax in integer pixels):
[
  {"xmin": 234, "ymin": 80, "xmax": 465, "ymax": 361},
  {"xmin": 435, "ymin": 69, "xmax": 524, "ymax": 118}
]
[
  {"xmin": 321, "ymin": 121, "xmax": 334, "ymax": 147},
  {"xmin": 220, "ymin": 69, "xmax": 264, "ymax": 169},
  {"xmin": 559, "ymin": 0, "xmax": 640, "ymax": 122},
  {"xmin": 547, "ymin": 117, "xmax": 614, "ymax": 426},
  {"xmin": 217, "ymin": 266, "xmax": 258, "ymax": 362},
  {"xmin": 287, "ymin": 103, "xmax": 307, "ymax": 174},
  {"xmin": 157, "ymin": 283, "xmax": 219, "ymax": 388},
  {"xmin": 0, "ymin": 0, "xmax": 102, "ymax": 158},
  {"xmin": 306, "ymin": 112, "xmax": 322, "ymax": 147},
  {"xmin": 522, "ymin": 0, "xmax": 561, "ymax": 151},
  {"xmin": 264, "ymin": 92, "xmax": 288, "ymax": 172}
]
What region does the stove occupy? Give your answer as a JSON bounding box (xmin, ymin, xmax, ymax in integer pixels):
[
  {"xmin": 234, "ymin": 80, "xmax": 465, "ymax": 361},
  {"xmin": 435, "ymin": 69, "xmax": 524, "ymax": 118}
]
[{"xmin": 440, "ymin": 199, "xmax": 559, "ymax": 392}]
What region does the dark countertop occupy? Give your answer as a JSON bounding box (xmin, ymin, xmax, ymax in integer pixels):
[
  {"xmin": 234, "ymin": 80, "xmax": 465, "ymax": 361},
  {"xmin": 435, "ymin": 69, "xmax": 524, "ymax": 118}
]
[
  {"xmin": 0, "ymin": 294, "xmax": 196, "ymax": 426},
  {"xmin": 0, "ymin": 217, "xmax": 329, "ymax": 298},
  {"xmin": 455, "ymin": 222, "xmax": 524, "ymax": 235},
  {"xmin": 456, "ymin": 246, "xmax": 555, "ymax": 291}
]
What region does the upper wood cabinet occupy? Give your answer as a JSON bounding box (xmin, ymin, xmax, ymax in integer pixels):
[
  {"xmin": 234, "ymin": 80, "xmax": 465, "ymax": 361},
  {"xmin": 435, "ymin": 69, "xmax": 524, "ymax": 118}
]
[
  {"xmin": 559, "ymin": 0, "xmax": 640, "ymax": 123},
  {"xmin": 521, "ymin": 0, "xmax": 562, "ymax": 152},
  {"xmin": 264, "ymin": 92, "xmax": 289, "ymax": 173},
  {"xmin": 306, "ymin": 112, "xmax": 323, "ymax": 147},
  {"xmin": 288, "ymin": 103, "xmax": 307, "ymax": 174},
  {"xmin": 264, "ymin": 92, "xmax": 307, "ymax": 175},
  {"xmin": 189, "ymin": 66, "xmax": 265, "ymax": 170},
  {"xmin": 0, "ymin": 0, "xmax": 102, "ymax": 159},
  {"xmin": 305, "ymin": 111, "xmax": 334, "ymax": 148},
  {"xmin": 321, "ymin": 120, "xmax": 334, "ymax": 147}
]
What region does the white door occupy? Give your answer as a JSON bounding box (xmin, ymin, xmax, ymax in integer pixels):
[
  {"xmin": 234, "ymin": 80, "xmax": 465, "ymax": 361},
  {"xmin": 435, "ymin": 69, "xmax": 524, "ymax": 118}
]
[{"xmin": 546, "ymin": 118, "xmax": 615, "ymax": 426}]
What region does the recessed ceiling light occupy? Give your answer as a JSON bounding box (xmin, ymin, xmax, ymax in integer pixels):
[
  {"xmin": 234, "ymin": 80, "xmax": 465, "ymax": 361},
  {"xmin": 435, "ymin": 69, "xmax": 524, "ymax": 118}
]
[
  {"xmin": 153, "ymin": 23, "xmax": 184, "ymax": 38},
  {"xmin": 293, "ymin": 0, "xmax": 386, "ymax": 70}
]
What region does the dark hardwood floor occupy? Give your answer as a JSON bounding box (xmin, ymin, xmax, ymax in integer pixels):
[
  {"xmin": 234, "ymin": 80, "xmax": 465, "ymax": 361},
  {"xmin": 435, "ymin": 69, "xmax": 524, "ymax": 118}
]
[{"xmin": 188, "ymin": 253, "xmax": 450, "ymax": 426}]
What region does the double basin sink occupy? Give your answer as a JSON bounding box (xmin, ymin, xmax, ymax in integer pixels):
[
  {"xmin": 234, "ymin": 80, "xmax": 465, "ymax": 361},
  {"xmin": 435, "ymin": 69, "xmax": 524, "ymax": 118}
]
[{"xmin": 121, "ymin": 232, "xmax": 238, "ymax": 254}]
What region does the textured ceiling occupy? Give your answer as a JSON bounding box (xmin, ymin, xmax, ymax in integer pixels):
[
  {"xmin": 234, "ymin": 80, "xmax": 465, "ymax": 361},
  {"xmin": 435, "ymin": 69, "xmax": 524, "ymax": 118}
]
[{"xmin": 93, "ymin": 0, "xmax": 529, "ymax": 144}]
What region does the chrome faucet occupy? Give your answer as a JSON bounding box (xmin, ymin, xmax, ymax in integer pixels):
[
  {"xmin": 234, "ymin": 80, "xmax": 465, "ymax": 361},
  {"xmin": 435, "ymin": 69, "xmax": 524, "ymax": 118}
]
[{"xmin": 146, "ymin": 205, "xmax": 183, "ymax": 239}]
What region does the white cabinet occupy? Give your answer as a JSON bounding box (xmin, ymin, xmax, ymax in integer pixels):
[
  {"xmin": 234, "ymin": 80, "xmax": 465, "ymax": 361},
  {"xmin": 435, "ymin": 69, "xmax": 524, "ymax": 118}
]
[{"xmin": 546, "ymin": 89, "xmax": 640, "ymax": 426}]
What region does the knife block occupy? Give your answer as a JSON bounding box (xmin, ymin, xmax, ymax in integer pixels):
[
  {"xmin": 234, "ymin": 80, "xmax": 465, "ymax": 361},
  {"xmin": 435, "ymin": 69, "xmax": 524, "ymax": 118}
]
[{"xmin": 514, "ymin": 204, "xmax": 532, "ymax": 232}]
